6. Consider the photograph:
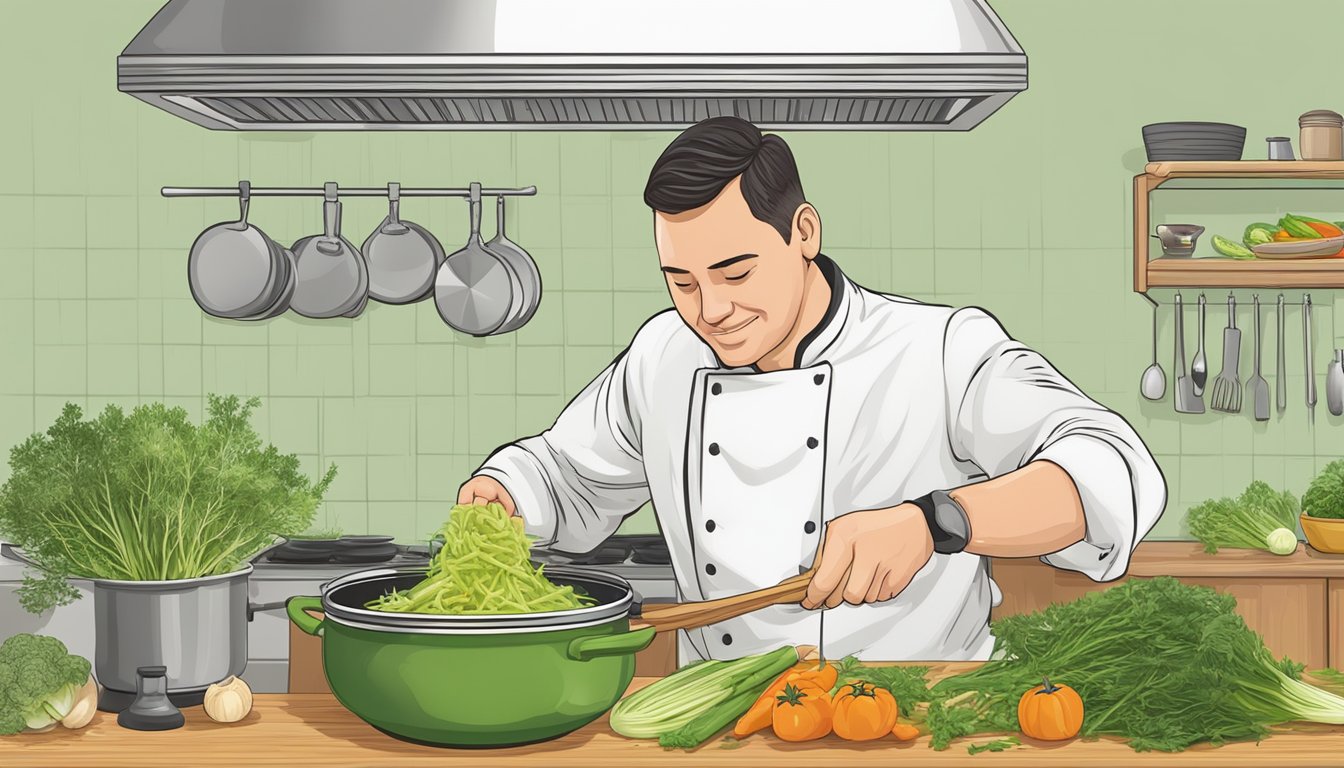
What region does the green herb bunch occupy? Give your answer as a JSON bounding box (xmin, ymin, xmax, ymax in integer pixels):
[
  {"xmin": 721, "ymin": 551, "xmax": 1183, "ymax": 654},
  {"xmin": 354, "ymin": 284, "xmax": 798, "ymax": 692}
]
[
  {"xmin": 1303, "ymin": 459, "xmax": 1344, "ymax": 520},
  {"xmin": 0, "ymin": 395, "xmax": 336, "ymax": 613},
  {"xmin": 926, "ymin": 577, "xmax": 1344, "ymax": 752}
]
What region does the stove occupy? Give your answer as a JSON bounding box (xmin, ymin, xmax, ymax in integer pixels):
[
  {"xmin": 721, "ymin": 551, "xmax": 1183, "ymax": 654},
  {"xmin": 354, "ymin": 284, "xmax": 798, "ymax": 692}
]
[
  {"xmin": 530, "ymin": 535, "xmax": 677, "ymax": 601},
  {"xmin": 252, "ymin": 538, "xmax": 432, "ymax": 568}
]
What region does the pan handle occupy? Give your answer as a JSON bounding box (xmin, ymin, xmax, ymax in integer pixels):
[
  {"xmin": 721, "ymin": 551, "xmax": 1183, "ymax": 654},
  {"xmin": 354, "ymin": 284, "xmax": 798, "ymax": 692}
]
[
  {"xmin": 286, "ymin": 596, "xmax": 325, "ymax": 637},
  {"xmin": 566, "ymin": 626, "xmax": 656, "ymax": 662}
]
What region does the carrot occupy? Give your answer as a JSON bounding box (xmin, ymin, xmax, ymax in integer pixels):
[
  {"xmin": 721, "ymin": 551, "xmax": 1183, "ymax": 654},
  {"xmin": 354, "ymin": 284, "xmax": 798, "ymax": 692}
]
[
  {"xmin": 892, "ymin": 722, "xmax": 921, "ymax": 741},
  {"xmin": 1306, "ymin": 220, "xmax": 1344, "ymax": 238}
]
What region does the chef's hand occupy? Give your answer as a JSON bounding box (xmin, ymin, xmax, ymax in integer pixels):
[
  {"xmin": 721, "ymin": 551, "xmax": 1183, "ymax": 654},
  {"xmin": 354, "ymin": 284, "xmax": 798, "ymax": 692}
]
[
  {"xmin": 457, "ymin": 475, "xmax": 517, "ymax": 516},
  {"xmin": 801, "ymin": 504, "xmax": 933, "ymax": 609}
]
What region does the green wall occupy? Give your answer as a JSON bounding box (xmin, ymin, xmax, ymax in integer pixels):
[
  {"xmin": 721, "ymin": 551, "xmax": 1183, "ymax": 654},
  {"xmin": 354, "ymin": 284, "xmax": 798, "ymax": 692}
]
[{"xmin": 2, "ymin": 0, "xmax": 1342, "ymax": 543}]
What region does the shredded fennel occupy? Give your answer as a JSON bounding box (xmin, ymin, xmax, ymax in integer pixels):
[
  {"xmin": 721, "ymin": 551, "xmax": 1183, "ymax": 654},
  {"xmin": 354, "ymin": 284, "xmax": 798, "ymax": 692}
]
[{"xmin": 365, "ymin": 502, "xmax": 593, "ymax": 615}]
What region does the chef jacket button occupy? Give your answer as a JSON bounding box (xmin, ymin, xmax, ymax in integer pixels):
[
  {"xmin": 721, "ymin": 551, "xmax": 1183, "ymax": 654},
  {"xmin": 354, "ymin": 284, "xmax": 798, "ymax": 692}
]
[
  {"xmin": 705, "ymin": 519, "xmax": 716, "ymax": 532},
  {"xmin": 708, "ymin": 442, "xmax": 720, "ymax": 456},
  {"xmin": 814, "ymin": 373, "xmax": 825, "ymax": 385},
  {"xmin": 705, "ymin": 563, "xmax": 717, "ymax": 576},
  {"xmin": 711, "ymin": 382, "xmax": 722, "ymax": 395},
  {"xmin": 806, "ymin": 437, "xmax": 819, "ymax": 449},
  {"xmin": 721, "ymin": 633, "xmax": 733, "ymax": 646},
  {"xmin": 804, "ymin": 521, "xmax": 817, "ymax": 534}
]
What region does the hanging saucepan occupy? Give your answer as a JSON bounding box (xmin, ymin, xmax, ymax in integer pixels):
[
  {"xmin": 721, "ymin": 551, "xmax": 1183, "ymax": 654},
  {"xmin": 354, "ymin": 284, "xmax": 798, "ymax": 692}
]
[
  {"xmin": 362, "ymin": 182, "xmax": 447, "ymax": 305},
  {"xmin": 187, "ymin": 181, "xmax": 288, "ymax": 319},
  {"xmin": 434, "ymin": 182, "xmax": 517, "ymax": 336},
  {"xmin": 290, "ymin": 182, "xmax": 369, "ymax": 319},
  {"xmin": 486, "ymin": 195, "xmax": 542, "ymax": 333},
  {"xmin": 241, "ymin": 245, "xmax": 296, "ymax": 321},
  {"xmin": 287, "ymin": 566, "xmax": 655, "ymax": 747}
]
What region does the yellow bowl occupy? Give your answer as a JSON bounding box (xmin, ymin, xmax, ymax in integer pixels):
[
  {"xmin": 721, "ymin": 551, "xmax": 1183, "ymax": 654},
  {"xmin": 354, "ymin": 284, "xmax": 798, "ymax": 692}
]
[{"xmin": 1301, "ymin": 513, "xmax": 1344, "ymax": 554}]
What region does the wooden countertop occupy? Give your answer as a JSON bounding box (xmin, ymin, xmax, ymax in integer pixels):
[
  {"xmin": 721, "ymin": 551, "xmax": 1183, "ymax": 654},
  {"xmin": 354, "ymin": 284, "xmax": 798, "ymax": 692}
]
[
  {"xmin": 5, "ymin": 663, "xmax": 1344, "ymax": 768},
  {"xmin": 1077, "ymin": 541, "xmax": 1344, "ymax": 579}
]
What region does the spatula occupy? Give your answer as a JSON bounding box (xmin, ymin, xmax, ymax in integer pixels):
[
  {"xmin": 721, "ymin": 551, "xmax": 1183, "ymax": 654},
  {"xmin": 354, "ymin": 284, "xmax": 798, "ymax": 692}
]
[
  {"xmin": 632, "ymin": 567, "xmax": 816, "ymax": 634},
  {"xmin": 1210, "ymin": 295, "xmax": 1242, "ymax": 414}
]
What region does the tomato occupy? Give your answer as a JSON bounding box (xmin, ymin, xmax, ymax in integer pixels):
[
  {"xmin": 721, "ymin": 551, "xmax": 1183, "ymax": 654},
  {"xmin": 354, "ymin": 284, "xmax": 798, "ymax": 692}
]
[
  {"xmin": 772, "ymin": 683, "xmax": 833, "ymax": 742},
  {"xmin": 832, "ymin": 682, "xmax": 899, "ymax": 741}
]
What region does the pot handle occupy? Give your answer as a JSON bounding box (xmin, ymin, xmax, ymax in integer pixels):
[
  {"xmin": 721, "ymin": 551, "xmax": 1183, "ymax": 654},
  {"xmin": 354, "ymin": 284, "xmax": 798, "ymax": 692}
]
[
  {"xmin": 567, "ymin": 626, "xmax": 656, "ymax": 662},
  {"xmin": 286, "ymin": 596, "xmax": 325, "ymax": 637}
]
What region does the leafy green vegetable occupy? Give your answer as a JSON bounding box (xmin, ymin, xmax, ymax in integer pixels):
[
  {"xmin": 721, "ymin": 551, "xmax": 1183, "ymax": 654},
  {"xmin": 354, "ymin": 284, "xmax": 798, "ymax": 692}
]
[
  {"xmin": 1308, "ymin": 668, "xmax": 1344, "ymax": 696},
  {"xmin": 1243, "ymin": 222, "xmax": 1277, "ymax": 247},
  {"xmin": 365, "ymin": 502, "xmax": 592, "ymax": 614},
  {"xmin": 926, "ymin": 577, "xmax": 1344, "ymax": 752},
  {"xmin": 967, "ymin": 735, "xmax": 1020, "ymax": 755},
  {"xmin": 1187, "ymin": 480, "xmax": 1300, "ymax": 554},
  {"xmin": 0, "ymin": 634, "xmax": 91, "ymax": 734},
  {"xmin": 828, "ymin": 656, "xmax": 931, "ymax": 717},
  {"xmin": 0, "ymin": 396, "xmax": 336, "ymax": 613},
  {"xmin": 1303, "ymin": 459, "xmax": 1344, "ymax": 519},
  {"xmin": 610, "ymin": 645, "xmax": 798, "ymax": 743}
]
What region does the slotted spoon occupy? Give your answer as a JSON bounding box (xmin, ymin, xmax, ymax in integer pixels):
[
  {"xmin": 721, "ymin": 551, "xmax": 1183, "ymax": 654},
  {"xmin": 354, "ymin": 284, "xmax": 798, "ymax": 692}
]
[{"xmin": 1247, "ymin": 295, "xmax": 1269, "ymax": 421}]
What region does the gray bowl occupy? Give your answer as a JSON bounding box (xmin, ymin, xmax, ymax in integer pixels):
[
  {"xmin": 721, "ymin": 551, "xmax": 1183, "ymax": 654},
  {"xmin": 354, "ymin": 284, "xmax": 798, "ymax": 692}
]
[{"xmin": 1143, "ymin": 122, "xmax": 1246, "ymax": 161}]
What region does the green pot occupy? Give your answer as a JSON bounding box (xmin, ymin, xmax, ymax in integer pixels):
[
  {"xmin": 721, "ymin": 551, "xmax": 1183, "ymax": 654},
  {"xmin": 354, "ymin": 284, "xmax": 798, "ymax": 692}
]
[{"xmin": 287, "ymin": 566, "xmax": 655, "ymax": 748}]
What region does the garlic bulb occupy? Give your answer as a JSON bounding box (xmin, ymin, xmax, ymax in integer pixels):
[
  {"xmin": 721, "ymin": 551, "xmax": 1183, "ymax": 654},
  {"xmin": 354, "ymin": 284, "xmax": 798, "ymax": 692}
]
[
  {"xmin": 203, "ymin": 676, "xmax": 253, "ymax": 723},
  {"xmin": 61, "ymin": 676, "xmax": 99, "ymax": 729}
]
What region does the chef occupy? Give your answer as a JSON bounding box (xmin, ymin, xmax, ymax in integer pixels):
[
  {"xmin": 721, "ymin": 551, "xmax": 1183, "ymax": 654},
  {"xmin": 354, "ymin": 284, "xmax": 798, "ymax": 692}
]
[{"xmin": 459, "ymin": 116, "xmax": 1165, "ymax": 663}]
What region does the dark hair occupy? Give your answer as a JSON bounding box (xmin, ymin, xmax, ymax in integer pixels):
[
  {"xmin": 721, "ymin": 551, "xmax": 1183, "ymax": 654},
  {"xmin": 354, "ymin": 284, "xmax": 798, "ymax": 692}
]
[{"xmin": 643, "ymin": 116, "xmax": 806, "ymax": 244}]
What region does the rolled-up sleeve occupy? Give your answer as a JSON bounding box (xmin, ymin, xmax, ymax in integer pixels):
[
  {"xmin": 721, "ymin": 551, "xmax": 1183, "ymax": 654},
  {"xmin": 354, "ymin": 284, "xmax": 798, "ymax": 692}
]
[
  {"xmin": 474, "ymin": 346, "xmax": 651, "ymax": 554},
  {"xmin": 942, "ymin": 307, "xmax": 1167, "ymax": 581}
]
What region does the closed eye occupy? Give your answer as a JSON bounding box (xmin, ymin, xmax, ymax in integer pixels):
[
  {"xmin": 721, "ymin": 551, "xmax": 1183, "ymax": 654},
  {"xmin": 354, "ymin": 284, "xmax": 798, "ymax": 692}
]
[{"xmin": 725, "ymin": 269, "xmax": 753, "ymax": 283}]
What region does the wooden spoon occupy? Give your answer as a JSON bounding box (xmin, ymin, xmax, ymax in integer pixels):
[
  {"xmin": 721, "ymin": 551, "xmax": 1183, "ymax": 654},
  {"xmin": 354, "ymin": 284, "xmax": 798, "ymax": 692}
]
[{"xmin": 631, "ymin": 567, "xmax": 817, "ymax": 634}]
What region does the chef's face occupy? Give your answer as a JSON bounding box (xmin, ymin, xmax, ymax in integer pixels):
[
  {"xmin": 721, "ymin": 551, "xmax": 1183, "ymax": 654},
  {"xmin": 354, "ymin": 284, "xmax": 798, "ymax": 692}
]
[{"xmin": 654, "ymin": 178, "xmax": 820, "ymax": 368}]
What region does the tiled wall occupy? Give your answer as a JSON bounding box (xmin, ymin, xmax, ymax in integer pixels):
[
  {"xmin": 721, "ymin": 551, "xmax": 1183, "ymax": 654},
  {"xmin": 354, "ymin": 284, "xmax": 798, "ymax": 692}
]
[{"xmin": 2, "ymin": 0, "xmax": 1343, "ymax": 542}]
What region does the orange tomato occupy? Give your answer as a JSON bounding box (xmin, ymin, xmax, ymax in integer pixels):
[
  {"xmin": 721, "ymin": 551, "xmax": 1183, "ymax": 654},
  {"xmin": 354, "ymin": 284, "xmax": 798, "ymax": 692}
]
[
  {"xmin": 1017, "ymin": 677, "xmax": 1084, "ymax": 741},
  {"xmin": 832, "ymin": 682, "xmax": 899, "ymax": 741},
  {"xmin": 772, "ymin": 683, "xmax": 833, "ymax": 742},
  {"xmin": 733, "ymin": 663, "xmax": 836, "ymax": 738}
]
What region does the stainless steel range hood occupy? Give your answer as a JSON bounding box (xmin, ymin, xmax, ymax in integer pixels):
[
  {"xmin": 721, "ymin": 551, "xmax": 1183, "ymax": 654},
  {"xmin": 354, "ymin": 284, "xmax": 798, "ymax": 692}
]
[{"xmin": 118, "ymin": 0, "xmax": 1027, "ymax": 131}]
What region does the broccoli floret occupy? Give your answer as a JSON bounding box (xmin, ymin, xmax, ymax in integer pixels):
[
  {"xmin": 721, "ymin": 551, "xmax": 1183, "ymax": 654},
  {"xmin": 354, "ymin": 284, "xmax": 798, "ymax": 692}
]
[{"xmin": 0, "ymin": 633, "xmax": 92, "ymax": 734}]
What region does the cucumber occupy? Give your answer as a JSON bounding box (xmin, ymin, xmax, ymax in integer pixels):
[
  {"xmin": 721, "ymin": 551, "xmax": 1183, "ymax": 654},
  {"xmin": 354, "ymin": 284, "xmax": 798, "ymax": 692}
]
[
  {"xmin": 1280, "ymin": 214, "xmax": 1321, "ymax": 239},
  {"xmin": 1212, "ymin": 235, "xmax": 1255, "ymax": 259}
]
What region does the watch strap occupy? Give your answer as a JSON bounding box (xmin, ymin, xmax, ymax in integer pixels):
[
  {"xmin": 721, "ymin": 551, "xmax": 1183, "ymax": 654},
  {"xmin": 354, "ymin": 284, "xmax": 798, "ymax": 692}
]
[{"xmin": 911, "ymin": 491, "xmax": 969, "ymax": 555}]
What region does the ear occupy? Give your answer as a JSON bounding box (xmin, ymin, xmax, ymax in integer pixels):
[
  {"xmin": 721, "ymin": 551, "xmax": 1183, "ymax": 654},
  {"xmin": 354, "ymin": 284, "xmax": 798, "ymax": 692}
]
[{"xmin": 794, "ymin": 203, "xmax": 821, "ymax": 259}]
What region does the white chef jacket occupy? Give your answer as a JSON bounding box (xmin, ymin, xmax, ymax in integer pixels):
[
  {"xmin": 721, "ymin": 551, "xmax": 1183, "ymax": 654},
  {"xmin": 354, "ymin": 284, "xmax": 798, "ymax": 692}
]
[{"xmin": 475, "ymin": 254, "xmax": 1166, "ymax": 663}]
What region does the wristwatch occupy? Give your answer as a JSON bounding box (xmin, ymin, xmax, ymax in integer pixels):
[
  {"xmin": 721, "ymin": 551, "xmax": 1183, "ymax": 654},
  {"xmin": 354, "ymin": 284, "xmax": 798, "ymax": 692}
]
[{"xmin": 910, "ymin": 490, "xmax": 971, "ymax": 555}]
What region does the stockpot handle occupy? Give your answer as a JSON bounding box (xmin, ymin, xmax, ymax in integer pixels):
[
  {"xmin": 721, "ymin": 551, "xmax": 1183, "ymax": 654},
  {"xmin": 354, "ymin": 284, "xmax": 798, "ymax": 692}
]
[
  {"xmin": 566, "ymin": 626, "xmax": 656, "ymax": 662},
  {"xmin": 286, "ymin": 596, "xmax": 325, "ymax": 637}
]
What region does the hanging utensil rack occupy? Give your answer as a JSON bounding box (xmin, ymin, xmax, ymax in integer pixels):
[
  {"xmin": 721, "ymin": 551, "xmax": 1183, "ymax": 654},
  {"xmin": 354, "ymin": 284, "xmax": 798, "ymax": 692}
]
[{"xmin": 161, "ymin": 184, "xmax": 537, "ymax": 198}]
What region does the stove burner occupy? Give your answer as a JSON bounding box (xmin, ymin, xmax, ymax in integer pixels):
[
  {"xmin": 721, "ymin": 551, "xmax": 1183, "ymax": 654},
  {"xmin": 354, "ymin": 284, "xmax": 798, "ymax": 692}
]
[
  {"xmin": 629, "ymin": 539, "xmax": 671, "ymax": 565},
  {"xmin": 566, "ymin": 541, "xmax": 631, "ymax": 565},
  {"xmin": 258, "ymin": 538, "xmax": 425, "ymax": 566}
]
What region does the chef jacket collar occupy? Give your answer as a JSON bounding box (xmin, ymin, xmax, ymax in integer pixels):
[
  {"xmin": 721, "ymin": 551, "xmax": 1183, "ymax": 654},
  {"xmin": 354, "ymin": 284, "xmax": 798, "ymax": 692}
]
[{"xmin": 706, "ymin": 253, "xmax": 849, "ymax": 373}]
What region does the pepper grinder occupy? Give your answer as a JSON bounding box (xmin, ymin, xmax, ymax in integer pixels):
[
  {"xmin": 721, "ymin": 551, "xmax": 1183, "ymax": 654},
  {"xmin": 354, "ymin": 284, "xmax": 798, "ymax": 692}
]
[{"xmin": 117, "ymin": 666, "xmax": 185, "ymax": 731}]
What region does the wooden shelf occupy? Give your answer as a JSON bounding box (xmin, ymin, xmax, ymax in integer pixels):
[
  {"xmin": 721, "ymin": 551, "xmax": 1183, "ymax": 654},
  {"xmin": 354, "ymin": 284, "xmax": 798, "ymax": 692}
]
[
  {"xmin": 1135, "ymin": 162, "xmax": 1344, "ymax": 291},
  {"xmin": 1145, "ymin": 160, "xmax": 1344, "ymax": 180},
  {"xmin": 1146, "ymin": 257, "xmax": 1344, "ymax": 289}
]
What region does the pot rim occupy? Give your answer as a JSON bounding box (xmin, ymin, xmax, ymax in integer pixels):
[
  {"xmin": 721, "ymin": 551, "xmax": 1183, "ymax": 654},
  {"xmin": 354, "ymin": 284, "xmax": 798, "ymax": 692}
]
[
  {"xmin": 319, "ymin": 565, "xmax": 634, "ymax": 633},
  {"xmin": 89, "ymin": 563, "xmax": 254, "ymax": 589}
]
